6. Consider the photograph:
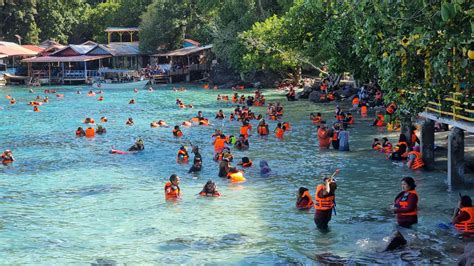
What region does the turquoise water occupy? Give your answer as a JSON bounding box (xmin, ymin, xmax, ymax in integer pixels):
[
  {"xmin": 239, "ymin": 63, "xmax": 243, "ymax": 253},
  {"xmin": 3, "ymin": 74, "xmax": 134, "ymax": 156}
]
[{"xmin": 0, "ymin": 85, "xmax": 471, "ymax": 264}]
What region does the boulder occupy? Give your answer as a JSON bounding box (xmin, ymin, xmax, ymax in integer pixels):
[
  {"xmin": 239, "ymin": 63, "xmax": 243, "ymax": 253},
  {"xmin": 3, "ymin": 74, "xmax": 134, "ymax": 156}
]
[
  {"xmin": 383, "ymin": 230, "xmax": 407, "ymax": 251},
  {"xmin": 458, "ymin": 242, "xmax": 474, "ymax": 266},
  {"xmin": 308, "ymin": 91, "xmax": 322, "ymax": 103}
]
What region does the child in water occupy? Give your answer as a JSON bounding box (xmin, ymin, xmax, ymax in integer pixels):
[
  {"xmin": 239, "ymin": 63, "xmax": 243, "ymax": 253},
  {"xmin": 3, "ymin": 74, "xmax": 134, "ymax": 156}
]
[{"xmin": 296, "ymin": 187, "xmax": 314, "ymax": 210}]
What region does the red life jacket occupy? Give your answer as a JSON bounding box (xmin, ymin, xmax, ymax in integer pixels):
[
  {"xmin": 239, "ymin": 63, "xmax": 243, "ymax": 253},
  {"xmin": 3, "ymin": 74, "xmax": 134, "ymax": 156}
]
[
  {"xmin": 408, "ymin": 151, "xmax": 424, "ymax": 170},
  {"xmin": 395, "ymin": 190, "xmax": 418, "ymax": 216}
]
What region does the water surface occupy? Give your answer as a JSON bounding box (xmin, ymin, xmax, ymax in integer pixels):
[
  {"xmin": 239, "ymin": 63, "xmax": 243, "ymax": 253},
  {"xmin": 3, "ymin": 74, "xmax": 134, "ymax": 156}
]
[{"xmin": 0, "ymin": 85, "xmax": 470, "ymax": 264}]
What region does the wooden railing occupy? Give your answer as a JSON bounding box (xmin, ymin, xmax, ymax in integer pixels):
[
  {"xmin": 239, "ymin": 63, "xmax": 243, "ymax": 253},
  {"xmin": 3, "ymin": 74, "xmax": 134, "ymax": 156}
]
[{"xmin": 425, "ymin": 92, "xmax": 474, "ymax": 122}]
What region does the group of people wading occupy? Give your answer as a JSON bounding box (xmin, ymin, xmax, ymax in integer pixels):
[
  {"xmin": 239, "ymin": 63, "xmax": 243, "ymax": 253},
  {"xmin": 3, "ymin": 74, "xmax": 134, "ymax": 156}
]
[{"xmin": 2, "ymin": 83, "xmax": 472, "ymax": 238}]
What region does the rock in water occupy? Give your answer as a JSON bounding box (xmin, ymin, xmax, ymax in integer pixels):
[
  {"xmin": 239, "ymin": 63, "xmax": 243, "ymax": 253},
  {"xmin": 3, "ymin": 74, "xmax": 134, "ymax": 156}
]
[
  {"xmin": 384, "ymin": 230, "xmax": 407, "ymax": 251},
  {"xmin": 458, "ymin": 242, "xmax": 474, "ymax": 266},
  {"xmin": 91, "ymin": 259, "xmax": 117, "ymax": 266}
]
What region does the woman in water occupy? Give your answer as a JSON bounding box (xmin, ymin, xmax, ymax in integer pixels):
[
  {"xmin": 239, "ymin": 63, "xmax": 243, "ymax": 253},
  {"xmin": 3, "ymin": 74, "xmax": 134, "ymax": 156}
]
[
  {"xmin": 393, "ymin": 177, "xmax": 418, "ymax": 228},
  {"xmin": 199, "ymin": 180, "xmax": 221, "ymax": 197}
]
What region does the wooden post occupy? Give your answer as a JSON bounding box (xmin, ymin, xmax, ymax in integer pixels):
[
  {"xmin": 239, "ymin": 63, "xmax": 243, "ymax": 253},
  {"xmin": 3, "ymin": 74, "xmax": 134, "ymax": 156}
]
[
  {"xmin": 48, "ymin": 62, "xmax": 51, "ymax": 85},
  {"xmin": 84, "ymin": 61, "xmax": 87, "ymax": 80},
  {"xmin": 108, "ymin": 32, "xmax": 111, "ymax": 44},
  {"xmin": 129, "ymin": 31, "xmax": 133, "ymax": 42},
  {"xmin": 61, "ymin": 62, "xmax": 65, "ymax": 84},
  {"xmin": 448, "ymin": 127, "xmax": 465, "ymax": 186},
  {"xmin": 119, "ymin": 32, "xmax": 123, "ymax": 43},
  {"xmin": 421, "ymin": 119, "xmax": 435, "ymax": 170}
]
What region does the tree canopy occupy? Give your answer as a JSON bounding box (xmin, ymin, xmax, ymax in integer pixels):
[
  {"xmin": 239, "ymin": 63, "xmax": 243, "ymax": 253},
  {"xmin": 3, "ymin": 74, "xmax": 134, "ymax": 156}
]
[{"xmin": 0, "ymin": 0, "xmax": 471, "ymax": 119}]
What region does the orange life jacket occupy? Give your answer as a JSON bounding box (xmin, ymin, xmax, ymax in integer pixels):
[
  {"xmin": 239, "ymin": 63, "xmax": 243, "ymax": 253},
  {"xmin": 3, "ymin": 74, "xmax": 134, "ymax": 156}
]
[
  {"xmin": 317, "ymin": 128, "xmax": 330, "ymax": 148},
  {"xmin": 361, "ymin": 106, "xmax": 368, "ymax": 116},
  {"xmin": 454, "ymin": 207, "xmax": 474, "ymax": 233},
  {"xmin": 164, "ymin": 181, "xmax": 180, "ymax": 200},
  {"xmin": 386, "ymin": 103, "xmax": 397, "ymax": 115},
  {"xmin": 327, "ymin": 93, "xmax": 335, "ymax": 101},
  {"xmin": 383, "ymin": 142, "xmax": 393, "ymax": 153},
  {"xmin": 407, "ymin": 151, "xmax": 424, "ymax": 170},
  {"xmin": 214, "ymin": 137, "xmax": 226, "ymax": 152},
  {"xmin": 297, "ymin": 191, "xmax": 314, "ymax": 210},
  {"xmin": 373, "ymin": 143, "xmax": 382, "ymax": 151},
  {"xmin": 282, "ymin": 122, "xmax": 291, "ymax": 131},
  {"xmin": 275, "ymin": 128, "xmax": 284, "ymax": 138},
  {"xmin": 376, "ymin": 114, "xmax": 385, "ymax": 127},
  {"xmin": 352, "ymin": 98, "xmax": 359, "ymax": 106},
  {"xmin": 240, "ymin": 125, "xmax": 250, "ymax": 138},
  {"xmin": 312, "ymin": 116, "xmax": 322, "ymax": 124},
  {"xmin": 85, "ymin": 128, "xmax": 95, "ymax": 138},
  {"xmin": 314, "ymin": 184, "xmax": 334, "ymax": 210},
  {"xmin": 242, "ymin": 160, "xmax": 253, "ymax": 167},
  {"xmin": 257, "ymin": 125, "xmax": 269, "ymax": 136},
  {"xmin": 177, "ymin": 150, "xmax": 189, "ymax": 163},
  {"xmin": 332, "ymin": 131, "xmax": 338, "ymax": 141},
  {"xmin": 396, "ymin": 190, "xmax": 418, "ymax": 216}
]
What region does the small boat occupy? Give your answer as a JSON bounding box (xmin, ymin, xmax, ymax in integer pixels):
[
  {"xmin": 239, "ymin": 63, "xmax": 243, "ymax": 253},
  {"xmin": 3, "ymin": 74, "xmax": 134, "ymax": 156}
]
[{"xmin": 92, "ymin": 79, "xmax": 149, "ymax": 89}]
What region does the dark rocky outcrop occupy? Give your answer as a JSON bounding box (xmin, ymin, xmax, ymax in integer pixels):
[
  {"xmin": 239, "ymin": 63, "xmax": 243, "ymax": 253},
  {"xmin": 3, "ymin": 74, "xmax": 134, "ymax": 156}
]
[{"xmin": 384, "ymin": 230, "xmax": 407, "ymax": 251}]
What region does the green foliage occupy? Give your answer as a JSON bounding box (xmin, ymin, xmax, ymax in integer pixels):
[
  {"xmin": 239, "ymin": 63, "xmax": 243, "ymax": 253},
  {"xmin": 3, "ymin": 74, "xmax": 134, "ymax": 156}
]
[{"xmin": 0, "ymin": 0, "xmax": 39, "ymax": 44}]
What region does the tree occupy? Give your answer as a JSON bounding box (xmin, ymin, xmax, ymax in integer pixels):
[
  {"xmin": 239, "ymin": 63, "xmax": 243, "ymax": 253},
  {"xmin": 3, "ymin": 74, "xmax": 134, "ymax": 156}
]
[{"xmin": 0, "ymin": 0, "xmax": 39, "ymax": 44}]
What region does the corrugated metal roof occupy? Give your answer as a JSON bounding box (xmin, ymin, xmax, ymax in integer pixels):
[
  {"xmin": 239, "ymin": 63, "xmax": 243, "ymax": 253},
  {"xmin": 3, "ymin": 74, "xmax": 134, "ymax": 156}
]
[
  {"xmin": 22, "ymin": 45, "xmax": 45, "ymax": 53},
  {"xmin": 22, "ymin": 55, "xmax": 111, "ymax": 63},
  {"xmin": 152, "ymin": 44, "xmax": 212, "ymax": 57},
  {"xmin": 0, "ymin": 41, "xmax": 38, "ymax": 56},
  {"xmin": 105, "ymin": 27, "xmax": 139, "ymax": 32},
  {"xmin": 70, "ymin": 44, "xmax": 96, "ymax": 54},
  {"xmin": 103, "ymin": 43, "xmax": 141, "ymax": 56}
]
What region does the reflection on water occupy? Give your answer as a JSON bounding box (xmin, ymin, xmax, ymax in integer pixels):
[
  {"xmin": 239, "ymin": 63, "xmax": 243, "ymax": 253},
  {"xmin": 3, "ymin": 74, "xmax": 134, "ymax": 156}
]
[{"xmin": 0, "ymin": 85, "xmax": 471, "ymax": 263}]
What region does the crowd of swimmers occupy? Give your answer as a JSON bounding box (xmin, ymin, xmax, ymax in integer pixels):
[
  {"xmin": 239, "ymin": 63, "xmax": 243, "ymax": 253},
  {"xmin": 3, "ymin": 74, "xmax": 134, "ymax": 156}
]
[{"xmin": 2, "ymin": 82, "xmax": 472, "ymax": 239}]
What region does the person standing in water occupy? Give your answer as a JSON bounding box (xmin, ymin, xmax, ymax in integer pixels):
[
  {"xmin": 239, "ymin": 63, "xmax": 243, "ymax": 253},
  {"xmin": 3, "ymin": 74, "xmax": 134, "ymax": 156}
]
[
  {"xmin": 314, "ymin": 176, "xmax": 337, "ymax": 230},
  {"xmin": 164, "ymin": 174, "xmax": 181, "ymax": 200},
  {"xmin": 393, "ymin": 177, "xmax": 418, "ymax": 228}
]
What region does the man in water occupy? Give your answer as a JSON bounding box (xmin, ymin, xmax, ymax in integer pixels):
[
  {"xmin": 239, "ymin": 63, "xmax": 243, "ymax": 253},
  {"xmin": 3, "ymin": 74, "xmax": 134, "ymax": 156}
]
[
  {"xmin": 128, "ymin": 138, "xmax": 144, "ymax": 152},
  {"xmin": 314, "ymin": 176, "xmax": 337, "ymax": 230}
]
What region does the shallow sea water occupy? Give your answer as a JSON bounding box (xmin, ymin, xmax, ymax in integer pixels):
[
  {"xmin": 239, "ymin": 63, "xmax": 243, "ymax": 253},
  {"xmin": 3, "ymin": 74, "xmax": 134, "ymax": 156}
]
[{"xmin": 0, "ymin": 85, "xmax": 471, "ymax": 264}]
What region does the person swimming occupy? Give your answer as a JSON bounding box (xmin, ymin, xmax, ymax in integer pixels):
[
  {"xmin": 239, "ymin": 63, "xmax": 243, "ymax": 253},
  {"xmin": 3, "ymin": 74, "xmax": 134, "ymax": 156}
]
[
  {"xmin": 199, "ymin": 180, "xmax": 221, "ymax": 197},
  {"xmin": 128, "ymin": 138, "xmax": 144, "ymax": 152},
  {"xmin": 259, "ymin": 160, "xmax": 271, "ymax": 177},
  {"xmin": 177, "ymin": 146, "xmax": 189, "ymax": 163},
  {"xmin": 1, "ymin": 149, "xmax": 15, "ymax": 164},
  {"xmin": 238, "ymin": 157, "xmax": 253, "ymax": 167},
  {"xmin": 188, "ymin": 145, "xmax": 202, "ymax": 173},
  {"xmin": 75, "ymin": 127, "xmax": 86, "ymax": 137},
  {"xmin": 234, "ymin": 134, "xmax": 249, "ymax": 150},
  {"xmin": 173, "ymin": 125, "xmax": 183, "ymax": 137},
  {"xmin": 126, "ymin": 117, "xmax": 134, "ymax": 126},
  {"xmin": 129, "ymin": 98, "xmax": 135, "ymax": 104},
  {"xmin": 96, "ymin": 125, "xmax": 107, "ymax": 135}
]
